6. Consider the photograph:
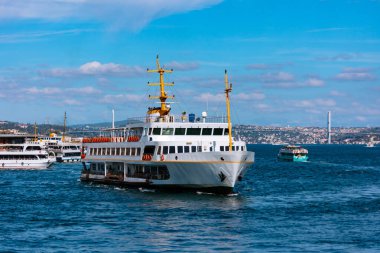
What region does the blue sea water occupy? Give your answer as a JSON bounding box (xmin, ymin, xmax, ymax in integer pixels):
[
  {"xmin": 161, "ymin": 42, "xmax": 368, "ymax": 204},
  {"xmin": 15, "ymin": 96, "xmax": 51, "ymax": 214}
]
[{"xmin": 0, "ymin": 144, "xmax": 379, "ymax": 252}]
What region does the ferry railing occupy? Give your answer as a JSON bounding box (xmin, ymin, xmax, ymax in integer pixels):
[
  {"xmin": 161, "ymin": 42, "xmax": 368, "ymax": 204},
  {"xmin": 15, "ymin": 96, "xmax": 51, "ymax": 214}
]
[{"xmin": 127, "ymin": 115, "xmax": 227, "ymax": 124}]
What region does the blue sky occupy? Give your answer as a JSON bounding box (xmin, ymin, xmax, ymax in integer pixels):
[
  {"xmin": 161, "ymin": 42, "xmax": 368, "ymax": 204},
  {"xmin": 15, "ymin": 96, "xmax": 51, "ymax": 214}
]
[{"xmin": 0, "ymin": 0, "xmax": 379, "ymax": 127}]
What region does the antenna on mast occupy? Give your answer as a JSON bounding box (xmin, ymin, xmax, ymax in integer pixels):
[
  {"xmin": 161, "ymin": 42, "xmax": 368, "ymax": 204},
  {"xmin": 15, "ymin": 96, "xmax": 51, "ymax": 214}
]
[
  {"xmin": 224, "ymin": 70, "xmax": 233, "ymax": 152},
  {"xmin": 63, "ymin": 112, "xmax": 67, "ymax": 142},
  {"xmin": 147, "ymin": 55, "xmax": 174, "ymax": 118}
]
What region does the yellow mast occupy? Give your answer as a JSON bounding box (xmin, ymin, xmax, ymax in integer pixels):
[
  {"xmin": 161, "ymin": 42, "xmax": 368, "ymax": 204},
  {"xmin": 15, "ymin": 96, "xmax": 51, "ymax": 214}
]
[
  {"xmin": 62, "ymin": 111, "xmax": 66, "ymax": 142},
  {"xmin": 147, "ymin": 55, "xmax": 174, "ymax": 117},
  {"xmin": 224, "ymin": 70, "xmax": 233, "ymax": 151},
  {"xmin": 34, "ymin": 122, "xmax": 38, "ymax": 142}
]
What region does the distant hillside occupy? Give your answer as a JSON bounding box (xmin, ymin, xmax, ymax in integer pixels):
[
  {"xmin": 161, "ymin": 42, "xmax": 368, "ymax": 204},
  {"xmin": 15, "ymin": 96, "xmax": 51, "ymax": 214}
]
[
  {"xmin": 0, "ymin": 120, "xmax": 65, "ymax": 135},
  {"xmin": 71, "ymin": 120, "xmax": 128, "ymax": 129}
]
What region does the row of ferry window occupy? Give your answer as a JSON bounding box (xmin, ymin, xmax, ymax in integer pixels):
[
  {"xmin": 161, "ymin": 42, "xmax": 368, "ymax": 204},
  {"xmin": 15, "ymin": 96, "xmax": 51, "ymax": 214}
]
[
  {"xmin": 157, "ymin": 145, "xmax": 245, "ymax": 154},
  {"xmin": 89, "ymin": 147, "xmax": 141, "ymax": 156},
  {"xmin": 89, "ymin": 145, "xmax": 245, "ymax": 156},
  {"xmin": 88, "ymin": 163, "xmax": 170, "ymax": 180},
  {"xmin": 148, "ymin": 127, "xmax": 229, "ymax": 136},
  {"xmin": 0, "ymin": 155, "xmax": 47, "ymax": 160}
]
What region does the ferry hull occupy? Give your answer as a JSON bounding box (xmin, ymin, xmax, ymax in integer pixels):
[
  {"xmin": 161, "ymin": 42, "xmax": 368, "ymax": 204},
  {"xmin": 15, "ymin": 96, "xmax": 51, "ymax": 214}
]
[
  {"xmin": 81, "ymin": 151, "xmax": 254, "ymax": 194},
  {"xmin": 278, "ymin": 155, "xmax": 308, "ymax": 162},
  {"xmin": 0, "ymin": 160, "xmax": 53, "ymax": 170}
]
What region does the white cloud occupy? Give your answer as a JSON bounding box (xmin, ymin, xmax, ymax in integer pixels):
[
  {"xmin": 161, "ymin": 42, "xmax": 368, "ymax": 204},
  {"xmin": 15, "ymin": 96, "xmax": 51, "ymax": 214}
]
[
  {"xmin": 0, "ymin": 0, "xmax": 222, "ymax": 31},
  {"xmin": 41, "ymin": 61, "xmax": 146, "ymax": 78},
  {"xmin": 305, "ymin": 78, "xmax": 324, "ymax": 87}
]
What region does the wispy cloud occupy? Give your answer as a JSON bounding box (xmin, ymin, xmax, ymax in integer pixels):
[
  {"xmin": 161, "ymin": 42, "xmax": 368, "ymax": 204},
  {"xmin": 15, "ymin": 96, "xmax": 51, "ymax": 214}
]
[
  {"xmin": 288, "ymin": 98, "xmax": 336, "ymax": 108},
  {"xmin": 246, "ymin": 62, "xmax": 293, "ymax": 70},
  {"xmin": 334, "ymin": 67, "xmax": 376, "ymax": 81},
  {"xmin": 307, "ymin": 27, "xmax": 348, "ymax": 33},
  {"xmin": 0, "ymin": 0, "xmax": 223, "ymax": 31},
  {"xmin": 195, "ymin": 91, "xmax": 265, "ymax": 102},
  {"xmin": 165, "ymin": 61, "xmax": 199, "ymax": 71},
  {"xmin": 101, "ymin": 94, "xmax": 144, "ymax": 104},
  {"xmin": 0, "ymin": 29, "xmax": 91, "ymax": 43}
]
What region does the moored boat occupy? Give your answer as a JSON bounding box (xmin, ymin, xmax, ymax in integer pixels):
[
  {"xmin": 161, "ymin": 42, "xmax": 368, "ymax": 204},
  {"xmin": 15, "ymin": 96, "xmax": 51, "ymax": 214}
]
[
  {"xmin": 80, "ymin": 56, "xmax": 255, "ymax": 194},
  {"xmin": 277, "ymin": 145, "xmax": 308, "ymax": 162},
  {"xmin": 0, "ymin": 142, "xmax": 54, "ymax": 169}
]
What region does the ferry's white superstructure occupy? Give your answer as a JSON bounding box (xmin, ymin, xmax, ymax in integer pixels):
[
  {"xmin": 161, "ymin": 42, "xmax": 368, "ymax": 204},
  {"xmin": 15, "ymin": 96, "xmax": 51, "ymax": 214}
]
[{"xmin": 80, "ymin": 57, "xmax": 254, "ymax": 194}]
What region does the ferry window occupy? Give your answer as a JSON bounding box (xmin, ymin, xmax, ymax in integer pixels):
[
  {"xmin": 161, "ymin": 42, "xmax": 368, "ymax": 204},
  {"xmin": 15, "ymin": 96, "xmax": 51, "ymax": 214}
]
[
  {"xmin": 126, "ymin": 148, "xmax": 130, "ymax": 156},
  {"xmin": 169, "ymin": 146, "xmax": 175, "ymax": 154},
  {"xmin": 121, "ymin": 148, "xmax": 126, "ymax": 156},
  {"xmin": 162, "ymin": 128, "xmax": 174, "ymax": 135},
  {"xmin": 178, "ymin": 146, "xmax": 183, "ymax": 153},
  {"xmin": 241, "ymin": 146, "xmax": 244, "ymax": 151},
  {"xmin": 90, "ymin": 148, "xmax": 94, "ymax": 155},
  {"xmin": 202, "ymin": 128, "xmax": 212, "ymax": 135},
  {"xmin": 225, "ymin": 146, "xmax": 229, "ymax": 151},
  {"xmin": 187, "ymin": 128, "xmax": 201, "ymax": 135},
  {"xmin": 210, "ymin": 147, "xmax": 213, "ymax": 152},
  {"xmin": 213, "ymin": 128, "xmax": 223, "ymax": 135},
  {"xmin": 131, "ymin": 148, "xmax": 136, "ymax": 156},
  {"xmin": 113, "ymin": 148, "xmax": 117, "ymax": 156},
  {"xmin": 236, "ymin": 146, "xmax": 239, "ymax": 151},
  {"xmin": 153, "ymin": 128, "xmax": 161, "ymax": 135},
  {"xmin": 191, "ymin": 146, "xmax": 196, "ymax": 152},
  {"xmin": 149, "ymin": 128, "xmax": 153, "ymax": 135},
  {"xmin": 116, "ymin": 148, "xmax": 120, "ymax": 156},
  {"xmin": 175, "ymin": 128, "xmax": 186, "ymax": 135},
  {"xmin": 197, "ymin": 146, "xmax": 202, "ymax": 152},
  {"xmin": 136, "ymin": 148, "xmax": 141, "ymax": 156},
  {"xmin": 220, "ymin": 146, "xmax": 224, "ymax": 151},
  {"xmin": 184, "ymin": 146, "xmax": 190, "ymax": 153},
  {"xmin": 107, "ymin": 148, "xmax": 111, "ymax": 156},
  {"xmin": 224, "ymin": 128, "xmax": 229, "ymax": 135},
  {"xmin": 157, "ymin": 146, "xmax": 161, "ymax": 155},
  {"xmin": 232, "ymin": 146, "xmax": 235, "ymax": 151},
  {"xmin": 163, "ymin": 146, "xmax": 168, "ymax": 155}
]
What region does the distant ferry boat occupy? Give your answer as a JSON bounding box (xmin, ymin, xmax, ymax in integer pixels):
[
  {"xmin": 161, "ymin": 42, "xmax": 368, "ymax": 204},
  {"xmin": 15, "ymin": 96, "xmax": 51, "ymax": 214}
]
[
  {"xmin": 0, "ymin": 142, "xmax": 54, "ymax": 169},
  {"xmin": 277, "ymin": 145, "xmax": 308, "ymax": 162},
  {"xmin": 365, "ymin": 142, "xmax": 375, "ymax": 148},
  {"xmin": 80, "ymin": 56, "xmax": 254, "ymax": 194},
  {"xmin": 40, "ymin": 133, "xmax": 82, "ymax": 163}
]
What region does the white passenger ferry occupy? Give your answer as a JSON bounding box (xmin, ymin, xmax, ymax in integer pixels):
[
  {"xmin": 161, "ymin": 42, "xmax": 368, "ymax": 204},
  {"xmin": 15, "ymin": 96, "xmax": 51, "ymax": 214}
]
[
  {"xmin": 80, "ymin": 57, "xmax": 254, "ymax": 194},
  {"xmin": 0, "ymin": 142, "xmax": 54, "ymax": 169},
  {"xmin": 40, "ymin": 133, "xmax": 82, "ymax": 163}
]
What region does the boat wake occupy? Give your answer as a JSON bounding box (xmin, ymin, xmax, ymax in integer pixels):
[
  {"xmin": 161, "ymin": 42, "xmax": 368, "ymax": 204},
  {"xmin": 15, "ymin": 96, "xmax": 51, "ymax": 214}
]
[{"xmin": 138, "ymin": 187, "xmax": 156, "ymax": 193}]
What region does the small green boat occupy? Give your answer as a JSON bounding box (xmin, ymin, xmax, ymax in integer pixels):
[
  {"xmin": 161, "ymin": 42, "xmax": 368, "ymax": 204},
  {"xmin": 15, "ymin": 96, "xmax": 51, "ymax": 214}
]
[{"xmin": 277, "ymin": 145, "xmax": 308, "ymax": 162}]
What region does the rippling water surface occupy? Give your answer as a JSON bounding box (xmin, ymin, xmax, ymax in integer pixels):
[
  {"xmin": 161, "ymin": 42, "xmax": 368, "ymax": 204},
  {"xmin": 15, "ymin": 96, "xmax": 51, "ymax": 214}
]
[{"xmin": 1, "ymin": 145, "xmax": 379, "ymax": 252}]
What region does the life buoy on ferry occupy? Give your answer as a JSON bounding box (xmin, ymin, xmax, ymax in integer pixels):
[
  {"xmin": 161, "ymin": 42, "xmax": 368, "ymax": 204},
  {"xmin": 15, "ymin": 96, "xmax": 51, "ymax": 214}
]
[
  {"xmin": 160, "ymin": 154, "xmax": 165, "ymax": 161},
  {"xmin": 81, "ymin": 153, "xmax": 86, "ymax": 159}
]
